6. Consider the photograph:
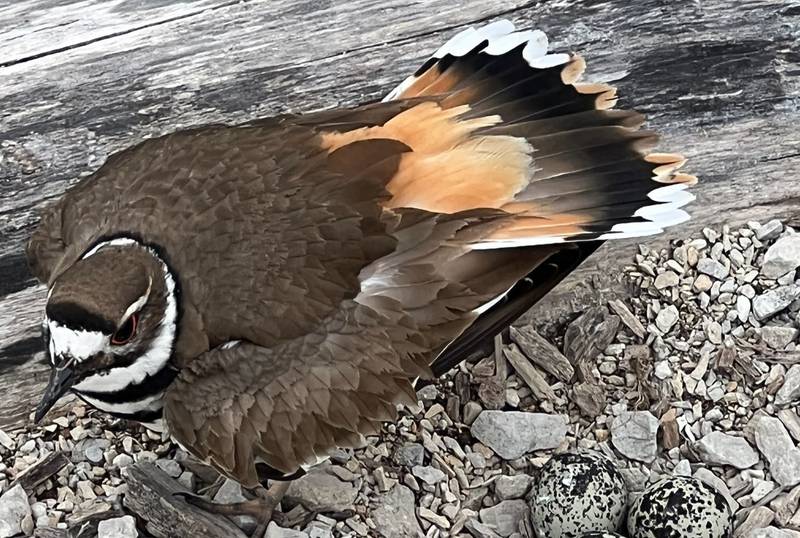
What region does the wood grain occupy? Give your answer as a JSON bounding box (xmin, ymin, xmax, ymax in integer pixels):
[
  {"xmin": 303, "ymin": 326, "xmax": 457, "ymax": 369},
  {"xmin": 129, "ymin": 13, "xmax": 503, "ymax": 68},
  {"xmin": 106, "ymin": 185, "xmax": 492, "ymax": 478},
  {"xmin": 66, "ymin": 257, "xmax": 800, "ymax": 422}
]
[{"xmin": 1, "ymin": 0, "xmax": 798, "ymax": 429}]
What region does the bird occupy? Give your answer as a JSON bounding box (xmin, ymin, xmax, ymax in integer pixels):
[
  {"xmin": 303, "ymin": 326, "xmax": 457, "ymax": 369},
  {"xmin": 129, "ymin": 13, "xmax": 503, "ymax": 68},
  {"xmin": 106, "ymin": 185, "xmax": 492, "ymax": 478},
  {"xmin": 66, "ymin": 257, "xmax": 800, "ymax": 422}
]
[{"xmin": 28, "ymin": 19, "xmax": 696, "ymax": 535}]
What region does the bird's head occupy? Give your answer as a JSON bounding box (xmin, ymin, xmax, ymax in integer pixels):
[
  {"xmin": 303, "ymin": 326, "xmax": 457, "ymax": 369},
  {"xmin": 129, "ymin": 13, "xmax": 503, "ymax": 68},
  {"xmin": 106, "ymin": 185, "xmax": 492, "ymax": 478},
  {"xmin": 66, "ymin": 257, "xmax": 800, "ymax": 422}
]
[{"xmin": 35, "ymin": 239, "xmax": 178, "ymax": 422}]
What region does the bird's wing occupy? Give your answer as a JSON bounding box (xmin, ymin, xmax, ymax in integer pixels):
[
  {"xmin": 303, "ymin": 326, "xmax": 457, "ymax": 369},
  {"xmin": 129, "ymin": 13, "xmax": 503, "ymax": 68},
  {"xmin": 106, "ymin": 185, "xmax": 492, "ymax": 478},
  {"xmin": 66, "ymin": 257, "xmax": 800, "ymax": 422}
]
[
  {"xmin": 164, "ymin": 300, "xmax": 430, "ymax": 487},
  {"xmin": 27, "ymin": 197, "xmax": 69, "ymax": 284},
  {"xmin": 161, "ymin": 19, "xmax": 699, "ymax": 485}
]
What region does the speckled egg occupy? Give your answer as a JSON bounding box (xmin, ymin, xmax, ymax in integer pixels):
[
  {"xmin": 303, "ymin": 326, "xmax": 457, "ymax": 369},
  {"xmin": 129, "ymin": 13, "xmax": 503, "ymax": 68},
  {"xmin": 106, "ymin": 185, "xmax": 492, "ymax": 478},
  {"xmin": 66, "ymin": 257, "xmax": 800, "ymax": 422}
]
[
  {"xmin": 580, "ymin": 534, "xmax": 625, "ymax": 538},
  {"xmin": 627, "ymin": 476, "xmax": 733, "ymax": 538},
  {"xmin": 529, "ymin": 451, "xmax": 627, "ymax": 538}
]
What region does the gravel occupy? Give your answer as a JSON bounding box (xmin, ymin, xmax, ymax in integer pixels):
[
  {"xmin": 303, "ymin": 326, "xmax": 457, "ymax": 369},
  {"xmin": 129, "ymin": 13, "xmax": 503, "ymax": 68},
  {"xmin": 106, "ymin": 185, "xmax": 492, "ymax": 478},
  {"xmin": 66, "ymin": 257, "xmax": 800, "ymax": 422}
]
[{"xmin": 8, "ymin": 219, "xmax": 800, "ymax": 537}]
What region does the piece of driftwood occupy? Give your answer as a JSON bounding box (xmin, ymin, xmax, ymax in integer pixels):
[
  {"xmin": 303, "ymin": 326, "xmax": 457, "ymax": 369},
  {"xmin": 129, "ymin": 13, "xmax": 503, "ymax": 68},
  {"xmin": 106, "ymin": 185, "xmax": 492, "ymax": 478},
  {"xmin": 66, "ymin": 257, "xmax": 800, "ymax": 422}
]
[
  {"xmin": 563, "ymin": 307, "xmax": 621, "ymax": 369},
  {"xmin": 123, "ymin": 462, "xmax": 247, "ymax": 538},
  {"xmin": 503, "ymin": 343, "xmax": 555, "ymax": 401},
  {"xmin": 508, "ymin": 326, "xmax": 574, "ymax": 382},
  {"xmin": 11, "ymin": 451, "xmax": 69, "ymax": 492},
  {"xmin": 2, "ymin": 0, "xmax": 800, "ymax": 429},
  {"xmin": 571, "ymin": 382, "xmax": 606, "ymax": 418},
  {"xmin": 607, "ymin": 299, "xmax": 647, "ymax": 340}
]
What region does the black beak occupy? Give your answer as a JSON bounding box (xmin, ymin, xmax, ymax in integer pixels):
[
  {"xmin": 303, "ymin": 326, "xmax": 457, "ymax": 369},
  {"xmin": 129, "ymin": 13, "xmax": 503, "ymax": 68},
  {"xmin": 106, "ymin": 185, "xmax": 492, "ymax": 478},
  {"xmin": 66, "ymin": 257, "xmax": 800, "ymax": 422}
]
[{"xmin": 35, "ymin": 361, "xmax": 75, "ymax": 423}]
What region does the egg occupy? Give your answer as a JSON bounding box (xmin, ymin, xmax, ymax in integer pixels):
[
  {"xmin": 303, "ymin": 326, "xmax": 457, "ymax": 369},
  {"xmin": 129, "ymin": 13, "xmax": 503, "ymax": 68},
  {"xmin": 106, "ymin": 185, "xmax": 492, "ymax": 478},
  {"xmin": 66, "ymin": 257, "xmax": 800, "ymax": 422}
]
[
  {"xmin": 580, "ymin": 534, "xmax": 625, "ymax": 538},
  {"xmin": 628, "ymin": 476, "xmax": 733, "ymax": 538},
  {"xmin": 529, "ymin": 451, "xmax": 628, "ymax": 538}
]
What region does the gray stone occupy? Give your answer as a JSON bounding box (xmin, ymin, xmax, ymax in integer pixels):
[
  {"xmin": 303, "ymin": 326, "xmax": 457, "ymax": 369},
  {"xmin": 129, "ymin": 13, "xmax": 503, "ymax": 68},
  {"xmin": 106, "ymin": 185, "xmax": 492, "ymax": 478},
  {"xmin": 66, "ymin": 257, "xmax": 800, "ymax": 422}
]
[
  {"xmin": 463, "ymin": 401, "xmax": 483, "ymax": 426},
  {"xmin": 372, "ymin": 485, "xmax": 421, "ymax": 538},
  {"xmin": 761, "ymin": 326, "xmax": 799, "ymax": 349},
  {"xmin": 494, "ymin": 474, "xmax": 532, "ymax": 500},
  {"xmin": 73, "ymin": 438, "xmax": 110, "ymax": 463},
  {"xmin": 655, "ymin": 305, "xmax": 680, "ymax": 333},
  {"xmin": 697, "ymin": 258, "xmax": 729, "ymax": 280},
  {"xmin": 393, "ymin": 443, "xmax": 424, "ymax": 467},
  {"xmin": 753, "ymin": 286, "xmax": 800, "ymax": 320},
  {"xmin": 411, "ymin": 465, "xmax": 445, "ymax": 485},
  {"xmin": 757, "ymin": 219, "xmax": 784, "ymax": 241},
  {"xmin": 762, "ymin": 235, "xmax": 800, "ymax": 278},
  {"xmin": 654, "ymin": 271, "xmax": 680, "ymax": 289},
  {"xmin": 610, "ymin": 411, "xmax": 659, "ymax": 463},
  {"xmin": 470, "ymin": 411, "xmax": 567, "ymax": 460},
  {"xmin": 479, "ymin": 499, "xmax": 529, "ymax": 537},
  {"xmin": 465, "ymin": 519, "xmax": 503, "ymax": 538},
  {"xmin": 97, "ymin": 515, "xmax": 138, "ymax": 538},
  {"xmin": 112, "ymin": 454, "xmax": 134, "ymax": 469},
  {"xmin": 751, "ymin": 528, "xmax": 800, "ymax": 538},
  {"xmin": 696, "ymin": 431, "xmax": 759, "ymax": 469},
  {"xmin": 213, "ymin": 478, "xmax": 252, "ymax": 528},
  {"xmin": 155, "ymin": 459, "xmax": 182, "ymax": 478},
  {"xmin": 287, "ymin": 468, "xmax": 358, "ymax": 512},
  {"xmin": 754, "ymin": 416, "xmax": 800, "ymax": 487},
  {"xmin": 265, "ymin": 522, "xmax": 309, "ymax": 538},
  {"xmin": 0, "ymin": 484, "xmax": 31, "ymax": 538},
  {"xmin": 706, "ymin": 321, "xmax": 723, "ymax": 344},
  {"xmin": 776, "ymin": 365, "xmax": 800, "ymax": 407},
  {"xmin": 654, "ymin": 361, "xmax": 673, "ymax": 380}
]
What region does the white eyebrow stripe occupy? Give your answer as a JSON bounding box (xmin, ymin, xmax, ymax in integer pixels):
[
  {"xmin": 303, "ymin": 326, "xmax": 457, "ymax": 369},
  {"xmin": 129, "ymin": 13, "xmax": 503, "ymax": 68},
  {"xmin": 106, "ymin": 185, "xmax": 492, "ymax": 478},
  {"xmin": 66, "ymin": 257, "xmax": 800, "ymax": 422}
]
[
  {"xmin": 121, "ymin": 276, "xmax": 152, "ymax": 324},
  {"xmin": 82, "ymin": 237, "xmax": 139, "ymax": 259}
]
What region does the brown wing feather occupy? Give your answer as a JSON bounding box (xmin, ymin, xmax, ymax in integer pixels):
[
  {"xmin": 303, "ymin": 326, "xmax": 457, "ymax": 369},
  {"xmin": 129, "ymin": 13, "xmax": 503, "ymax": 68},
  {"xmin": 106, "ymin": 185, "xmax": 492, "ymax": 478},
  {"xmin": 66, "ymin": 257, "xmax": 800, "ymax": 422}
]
[{"xmin": 164, "ymin": 300, "xmax": 429, "ymax": 486}]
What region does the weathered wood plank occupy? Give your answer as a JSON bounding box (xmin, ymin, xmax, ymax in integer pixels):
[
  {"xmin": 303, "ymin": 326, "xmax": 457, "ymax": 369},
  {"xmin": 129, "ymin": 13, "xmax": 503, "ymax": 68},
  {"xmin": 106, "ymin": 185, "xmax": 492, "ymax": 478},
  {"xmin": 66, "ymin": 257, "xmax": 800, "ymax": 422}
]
[
  {"xmin": 123, "ymin": 462, "xmax": 248, "ymax": 538},
  {"xmin": 1, "ymin": 0, "xmax": 798, "ymax": 429}
]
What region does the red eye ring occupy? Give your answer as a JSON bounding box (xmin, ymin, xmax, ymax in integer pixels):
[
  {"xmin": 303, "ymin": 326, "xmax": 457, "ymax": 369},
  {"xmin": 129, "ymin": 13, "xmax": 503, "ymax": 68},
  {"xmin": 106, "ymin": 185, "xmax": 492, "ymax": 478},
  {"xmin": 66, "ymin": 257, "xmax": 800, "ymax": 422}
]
[{"xmin": 111, "ymin": 313, "xmax": 138, "ymax": 346}]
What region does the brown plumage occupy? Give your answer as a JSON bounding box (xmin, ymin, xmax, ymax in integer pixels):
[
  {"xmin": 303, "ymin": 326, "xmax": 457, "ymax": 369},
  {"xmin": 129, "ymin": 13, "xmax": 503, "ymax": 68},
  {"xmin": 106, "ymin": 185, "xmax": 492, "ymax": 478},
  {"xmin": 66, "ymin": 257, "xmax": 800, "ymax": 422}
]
[{"xmin": 28, "ymin": 20, "xmax": 697, "ymax": 489}]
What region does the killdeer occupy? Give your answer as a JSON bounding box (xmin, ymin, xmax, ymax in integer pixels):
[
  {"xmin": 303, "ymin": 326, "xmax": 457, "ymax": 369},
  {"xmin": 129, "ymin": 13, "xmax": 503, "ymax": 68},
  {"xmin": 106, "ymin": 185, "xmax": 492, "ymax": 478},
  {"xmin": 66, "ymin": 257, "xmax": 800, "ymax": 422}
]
[{"xmin": 29, "ymin": 20, "xmax": 696, "ymax": 533}]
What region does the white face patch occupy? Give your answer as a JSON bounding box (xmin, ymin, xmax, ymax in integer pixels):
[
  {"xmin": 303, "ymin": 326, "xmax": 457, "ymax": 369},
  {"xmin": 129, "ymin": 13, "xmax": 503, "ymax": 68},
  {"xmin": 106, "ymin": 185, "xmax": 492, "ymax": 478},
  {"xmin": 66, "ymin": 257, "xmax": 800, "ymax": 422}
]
[{"xmin": 47, "ymin": 321, "xmax": 108, "ymax": 363}]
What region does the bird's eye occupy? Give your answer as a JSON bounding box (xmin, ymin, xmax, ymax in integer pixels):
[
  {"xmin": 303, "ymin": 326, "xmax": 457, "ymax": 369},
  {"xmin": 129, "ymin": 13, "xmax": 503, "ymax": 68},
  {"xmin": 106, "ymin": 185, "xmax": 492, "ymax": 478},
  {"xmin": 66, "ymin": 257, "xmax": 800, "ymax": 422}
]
[{"xmin": 111, "ymin": 313, "xmax": 138, "ymax": 346}]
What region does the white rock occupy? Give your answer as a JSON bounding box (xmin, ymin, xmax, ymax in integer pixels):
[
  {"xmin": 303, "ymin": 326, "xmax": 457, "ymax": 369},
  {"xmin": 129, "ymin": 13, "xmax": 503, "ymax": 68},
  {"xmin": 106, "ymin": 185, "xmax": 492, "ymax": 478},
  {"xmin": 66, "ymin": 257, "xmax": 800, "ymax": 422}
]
[
  {"xmin": 610, "ymin": 411, "xmax": 659, "ymax": 463},
  {"xmin": 753, "ymin": 286, "xmax": 800, "ymax": 320},
  {"xmin": 494, "ymin": 475, "xmax": 532, "ymax": 500},
  {"xmin": 756, "ymin": 219, "xmax": 784, "ymax": 241},
  {"xmin": 470, "ymin": 411, "xmax": 567, "ymax": 460},
  {"xmin": 0, "ymin": 430, "xmax": 13, "ymax": 450},
  {"xmin": 287, "ymin": 469, "xmax": 358, "ymax": 513},
  {"xmin": 654, "ymin": 361, "xmax": 673, "ymax": 380},
  {"xmin": 0, "ymin": 484, "xmax": 31, "ymax": 538},
  {"xmin": 655, "ymin": 305, "xmax": 680, "ymax": 333},
  {"xmin": 737, "ymin": 296, "xmax": 752, "ymax": 322},
  {"xmin": 265, "ymin": 522, "xmax": 309, "ymax": 538},
  {"xmin": 654, "ymin": 271, "xmax": 680, "ymax": 289},
  {"xmin": 750, "ymin": 528, "xmax": 800, "ymax": 538},
  {"xmin": 411, "ymin": 465, "xmax": 445, "ymax": 485},
  {"xmin": 706, "ymin": 321, "xmax": 723, "ymax": 344},
  {"xmin": 479, "ymin": 500, "xmax": 529, "ymax": 537},
  {"xmin": 761, "ymin": 326, "xmax": 799, "ymax": 350},
  {"xmin": 371, "ymin": 485, "xmax": 421, "ymax": 538},
  {"xmin": 97, "ymin": 515, "xmax": 138, "ymax": 538},
  {"xmin": 754, "ymin": 416, "xmax": 800, "ymax": 487},
  {"xmin": 697, "ymin": 258, "xmax": 729, "ymax": 280},
  {"xmin": 696, "ymin": 432, "xmax": 759, "ymax": 469},
  {"xmin": 776, "ymin": 365, "xmax": 800, "ymax": 407},
  {"xmin": 762, "ymin": 235, "xmax": 800, "ymax": 278}
]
